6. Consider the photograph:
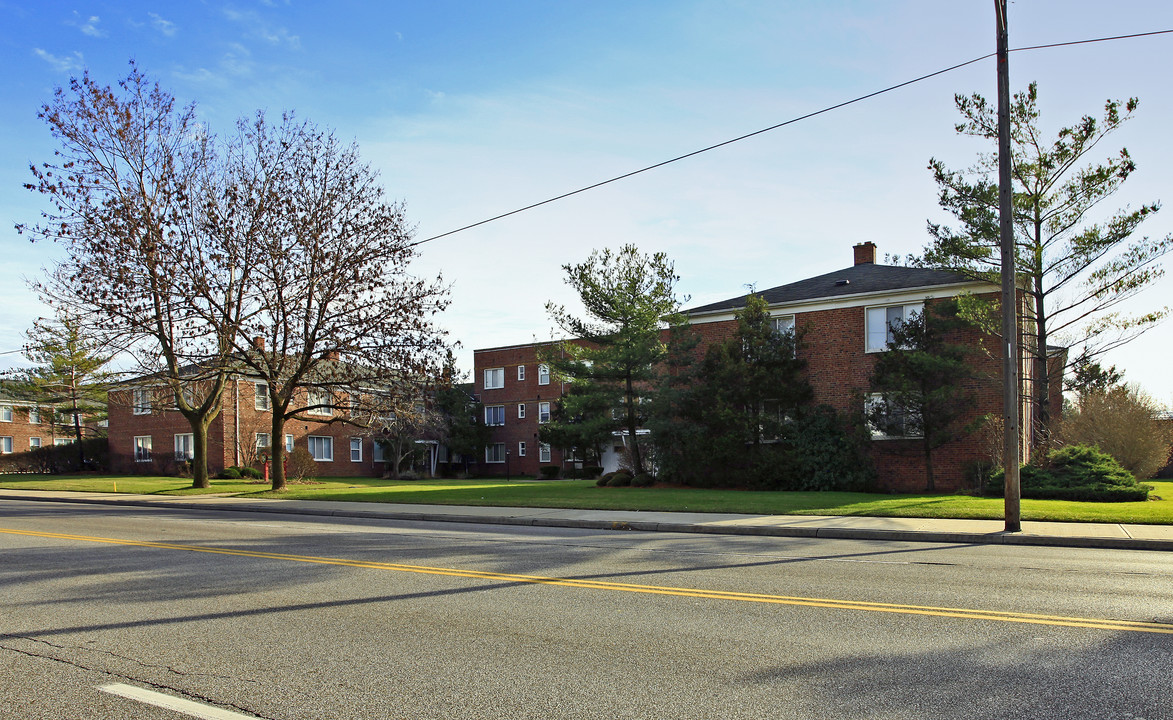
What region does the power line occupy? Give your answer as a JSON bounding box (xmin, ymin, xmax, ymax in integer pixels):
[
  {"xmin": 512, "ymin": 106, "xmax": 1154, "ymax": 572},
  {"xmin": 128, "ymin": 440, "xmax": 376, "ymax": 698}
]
[{"xmin": 409, "ymin": 29, "xmax": 1173, "ymax": 248}]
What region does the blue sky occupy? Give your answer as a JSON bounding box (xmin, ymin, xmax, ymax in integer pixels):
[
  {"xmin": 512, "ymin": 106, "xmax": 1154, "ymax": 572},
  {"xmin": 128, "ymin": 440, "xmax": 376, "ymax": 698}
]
[{"xmin": 2, "ymin": 1, "xmax": 1171, "ymax": 401}]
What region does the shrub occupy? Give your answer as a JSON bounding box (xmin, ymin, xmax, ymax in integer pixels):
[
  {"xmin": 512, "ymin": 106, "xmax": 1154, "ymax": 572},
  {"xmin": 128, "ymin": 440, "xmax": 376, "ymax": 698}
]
[
  {"xmin": 287, "ymin": 446, "xmax": 317, "ymax": 483},
  {"xmin": 240, "ymin": 466, "xmax": 262, "ymax": 480},
  {"xmin": 1062, "ymin": 385, "xmax": 1172, "ymax": 479},
  {"xmin": 583, "ymin": 466, "xmax": 604, "ymax": 479},
  {"xmin": 397, "ymin": 470, "xmax": 420, "ymax": 481},
  {"xmin": 631, "ymin": 472, "xmax": 654, "ymax": 487},
  {"xmin": 595, "ymin": 475, "xmax": 610, "ymax": 487},
  {"xmin": 218, "ymin": 467, "xmax": 242, "ymax": 480},
  {"xmin": 539, "ymin": 465, "xmax": 560, "ymax": 479},
  {"xmin": 987, "ymin": 444, "xmax": 1152, "ymax": 502},
  {"xmin": 607, "ymin": 471, "xmax": 632, "ymax": 487}
]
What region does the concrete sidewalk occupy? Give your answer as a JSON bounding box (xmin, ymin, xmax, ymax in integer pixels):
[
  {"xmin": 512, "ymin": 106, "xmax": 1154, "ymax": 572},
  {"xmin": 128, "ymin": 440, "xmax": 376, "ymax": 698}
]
[{"xmin": 2, "ymin": 488, "xmax": 1171, "ymax": 551}]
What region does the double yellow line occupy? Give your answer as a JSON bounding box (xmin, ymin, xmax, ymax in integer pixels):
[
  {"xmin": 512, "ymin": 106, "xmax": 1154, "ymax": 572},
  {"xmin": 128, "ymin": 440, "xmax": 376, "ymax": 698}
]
[{"xmin": 5, "ymin": 526, "xmax": 1171, "ymax": 635}]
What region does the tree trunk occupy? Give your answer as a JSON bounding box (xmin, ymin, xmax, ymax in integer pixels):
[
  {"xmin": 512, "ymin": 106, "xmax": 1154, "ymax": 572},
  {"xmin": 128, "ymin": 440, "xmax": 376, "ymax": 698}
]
[
  {"xmin": 191, "ymin": 424, "xmax": 210, "ymax": 489},
  {"xmin": 270, "ymin": 412, "xmax": 287, "ymax": 491},
  {"xmin": 1032, "ymin": 279, "xmax": 1051, "ymax": 453},
  {"xmin": 625, "ymin": 373, "xmax": 643, "ymax": 475},
  {"xmin": 923, "ymin": 435, "xmax": 936, "ymax": 492}
]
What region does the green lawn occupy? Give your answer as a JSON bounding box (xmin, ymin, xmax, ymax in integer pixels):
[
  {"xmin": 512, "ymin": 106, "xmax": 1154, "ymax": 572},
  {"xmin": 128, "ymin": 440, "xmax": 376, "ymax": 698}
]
[{"xmin": 1, "ymin": 473, "xmax": 1170, "ymax": 525}]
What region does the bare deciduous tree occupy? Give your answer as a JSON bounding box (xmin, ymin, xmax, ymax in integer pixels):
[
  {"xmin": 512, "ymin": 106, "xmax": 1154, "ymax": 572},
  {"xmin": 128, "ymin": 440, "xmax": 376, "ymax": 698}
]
[
  {"xmin": 225, "ymin": 114, "xmax": 450, "ymax": 491},
  {"xmin": 19, "ymin": 63, "xmax": 250, "ymax": 488}
]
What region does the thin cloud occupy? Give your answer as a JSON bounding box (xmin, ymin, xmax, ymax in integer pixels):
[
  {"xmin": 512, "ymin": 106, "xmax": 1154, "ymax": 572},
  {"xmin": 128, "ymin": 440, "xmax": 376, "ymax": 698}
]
[
  {"xmin": 222, "ymin": 7, "xmax": 301, "ymax": 50},
  {"xmin": 33, "ymin": 49, "xmax": 84, "ymax": 73},
  {"xmin": 148, "ymin": 12, "xmax": 177, "ymax": 37},
  {"xmin": 68, "ymin": 12, "xmax": 106, "ymax": 38}
]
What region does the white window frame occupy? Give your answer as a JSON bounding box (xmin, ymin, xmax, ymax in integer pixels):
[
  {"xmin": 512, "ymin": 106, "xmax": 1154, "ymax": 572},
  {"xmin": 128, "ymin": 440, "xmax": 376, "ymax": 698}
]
[
  {"xmin": 865, "ymin": 303, "xmax": 922, "ymax": 353},
  {"xmin": 254, "ymin": 382, "xmax": 271, "ymax": 411},
  {"xmin": 517, "ymin": 403, "xmax": 526, "ymax": 419},
  {"xmin": 372, "ymin": 439, "xmax": 386, "ymax": 463},
  {"xmin": 773, "ymin": 314, "xmax": 795, "ymax": 334},
  {"xmin": 28, "ymin": 407, "xmax": 41, "ymax": 424},
  {"xmin": 307, "ymin": 435, "xmax": 333, "ymax": 462},
  {"xmin": 483, "ymin": 367, "xmax": 504, "ymax": 390},
  {"xmin": 0, "ymin": 436, "xmax": 12, "ymax": 454},
  {"xmin": 174, "ymin": 433, "xmax": 195, "ymax": 461},
  {"xmin": 485, "ymin": 405, "xmax": 505, "ymax": 426},
  {"xmin": 285, "ymin": 434, "xmax": 294, "ymax": 453},
  {"xmin": 539, "ymin": 442, "xmax": 551, "ymax": 463},
  {"xmin": 517, "ymin": 365, "xmax": 526, "ymax": 381},
  {"xmin": 29, "ymin": 437, "xmax": 42, "ymax": 449},
  {"xmin": 256, "ymin": 432, "xmax": 271, "ymax": 451},
  {"xmin": 54, "ymin": 438, "xmax": 72, "ymax": 446},
  {"xmin": 865, "ymin": 393, "xmax": 924, "ymax": 439},
  {"xmin": 485, "ymin": 442, "xmax": 506, "ymax": 463},
  {"xmin": 133, "ymin": 436, "xmax": 152, "ymax": 463},
  {"xmin": 132, "ymin": 388, "xmax": 151, "ymax": 415},
  {"xmin": 307, "ymin": 388, "xmax": 333, "ymax": 416},
  {"xmin": 538, "ymin": 364, "xmax": 550, "ymax": 385},
  {"xmin": 518, "ymin": 441, "xmax": 526, "ymax": 457},
  {"xmin": 0, "ymin": 406, "xmax": 12, "ymax": 422},
  {"xmin": 538, "ymin": 402, "xmax": 551, "ymax": 424},
  {"xmin": 350, "ymin": 437, "xmax": 362, "ymax": 462}
]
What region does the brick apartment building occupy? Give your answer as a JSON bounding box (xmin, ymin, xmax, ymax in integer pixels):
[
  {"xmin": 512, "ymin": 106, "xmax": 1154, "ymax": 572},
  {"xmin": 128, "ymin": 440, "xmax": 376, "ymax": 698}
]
[
  {"xmin": 474, "ymin": 242, "xmax": 1049, "ymax": 491},
  {"xmin": 0, "ymin": 395, "xmax": 97, "ymax": 457},
  {"xmin": 107, "ymin": 378, "xmax": 397, "ymax": 477}
]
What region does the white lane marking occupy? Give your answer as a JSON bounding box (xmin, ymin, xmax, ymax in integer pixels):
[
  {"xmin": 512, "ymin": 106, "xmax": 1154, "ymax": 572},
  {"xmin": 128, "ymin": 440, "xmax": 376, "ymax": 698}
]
[{"xmin": 98, "ymin": 683, "xmax": 258, "ymax": 719}]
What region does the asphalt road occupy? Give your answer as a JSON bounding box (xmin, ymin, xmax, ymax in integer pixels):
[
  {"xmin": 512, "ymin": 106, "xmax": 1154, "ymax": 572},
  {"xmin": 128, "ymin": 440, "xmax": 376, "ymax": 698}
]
[{"xmin": 1, "ymin": 499, "xmax": 1171, "ymax": 720}]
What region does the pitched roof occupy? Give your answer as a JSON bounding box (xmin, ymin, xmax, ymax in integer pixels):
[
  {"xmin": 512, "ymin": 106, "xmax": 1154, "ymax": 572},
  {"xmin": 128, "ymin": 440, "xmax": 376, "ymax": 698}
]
[{"xmin": 685, "ymin": 263, "xmax": 972, "ymax": 315}]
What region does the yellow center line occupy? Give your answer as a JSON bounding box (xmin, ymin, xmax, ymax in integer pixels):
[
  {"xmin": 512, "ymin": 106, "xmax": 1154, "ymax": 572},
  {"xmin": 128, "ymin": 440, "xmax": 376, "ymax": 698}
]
[{"xmin": 5, "ymin": 526, "xmax": 1171, "ymax": 635}]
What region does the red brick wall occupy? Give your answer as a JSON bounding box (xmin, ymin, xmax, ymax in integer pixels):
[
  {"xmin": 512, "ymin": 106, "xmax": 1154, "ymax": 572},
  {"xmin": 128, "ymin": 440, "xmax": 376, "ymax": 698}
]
[
  {"xmin": 477, "ymin": 291, "xmax": 1012, "ymax": 491},
  {"xmin": 474, "ymin": 343, "xmax": 570, "ymax": 476},
  {"xmin": 0, "ymin": 403, "xmax": 81, "ymax": 456},
  {"xmin": 108, "ymin": 381, "xmax": 395, "ymax": 478}
]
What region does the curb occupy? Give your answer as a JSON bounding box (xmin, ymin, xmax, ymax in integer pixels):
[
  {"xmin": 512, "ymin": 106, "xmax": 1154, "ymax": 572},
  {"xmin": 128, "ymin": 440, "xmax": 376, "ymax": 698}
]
[{"xmin": 2, "ymin": 492, "xmax": 1170, "ymax": 552}]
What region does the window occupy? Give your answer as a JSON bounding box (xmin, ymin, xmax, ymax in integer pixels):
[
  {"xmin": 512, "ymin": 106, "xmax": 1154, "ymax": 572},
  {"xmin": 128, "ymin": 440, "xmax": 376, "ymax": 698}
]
[
  {"xmin": 485, "ymin": 405, "xmax": 505, "ymax": 426},
  {"xmin": 485, "ymin": 442, "xmax": 506, "ymax": 463},
  {"xmin": 174, "ymin": 434, "xmax": 194, "ymax": 461},
  {"xmin": 866, "ymin": 303, "xmax": 922, "ymax": 352},
  {"xmin": 539, "ymin": 443, "xmax": 551, "ymax": 463},
  {"xmin": 348, "ymin": 392, "xmax": 361, "ymax": 417},
  {"xmin": 133, "ymin": 436, "xmax": 152, "ymax": 462},
  {"xmin": 538, "ymin": 364, "xmax": 550, "ymax": 385},
  {"xmin": 538, "ymin": 402, "xmax": 551, "ymax": 424},
  {"xmin": 285, "ymin": 434, "xmax": 294, "ymax": 453},
  {"xmin": 0, "ymin": 437, "xmax": 11, "ymax": 454},
  {"xmin": 133, "ymin": 388, "xmax": 151, "ymax": 415},
  {"xmin": 307, "ymin": 436, "xmax": 333, "ymax": 461},
  {"xmin": 55, "ymin": 438, "xmax": 72, "ymax": 446},
  {"xmin": 517, "ymin": 365, "xmax": 526, "ymax": 381},
  {"xmin": 174, "ymin": 385, "xmax": 196, "ymax": 410},
  {"xmin": 307, "ymin": 388, "xmax": 333, "ymax": 415},
  {"xmin": 484, "ymin": 367, "xmax": 504, "ymax": 390},
  {"xmin": 866, "ymin": 393, "xmax": 923, "ymax": 439},
  {"xmin": 773, "ymin": 314, "xmax": 795, "ymax": 335},
  {"xmin": 0, "ymin": 406, "xmax": 11, "ymax": 422},
  {"xmin": 517, "ymin": 403, "xmax": 526, "ymax": 419},
  {"xmin": 255, "ymin": 382, "xmax": 270, "ymax": 411},
  {"xmin": 29, "ymin": 407, "xmax": 41, "ymax": 424},
  {"xmin": 350, "ymin": 437, "xmax": 362, "ymax": 462},
  {"xmin": 372, "ymin": 439, "xmax": 386, "ymax": 463},
  {"xmin": 518, "ymin": 441, "xmax": 526, "ymax": 457},
  {"xmin": 29, "ymin": 437, "xmax": 42, "ymax": 449},
  {"xmin": 256, "ymin": 433, "xmax": 271, "ymax": 451}
]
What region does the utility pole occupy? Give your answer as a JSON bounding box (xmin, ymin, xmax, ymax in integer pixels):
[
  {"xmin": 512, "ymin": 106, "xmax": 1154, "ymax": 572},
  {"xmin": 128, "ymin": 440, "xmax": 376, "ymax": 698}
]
[{"xmin": 995, "ymin": 0, "xmax": 1021, "ymax": 532}]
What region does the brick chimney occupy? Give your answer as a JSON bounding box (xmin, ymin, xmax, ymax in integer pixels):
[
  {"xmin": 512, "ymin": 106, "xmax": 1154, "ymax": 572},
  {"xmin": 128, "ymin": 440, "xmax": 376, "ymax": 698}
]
[{"xmin": 853, "ymin": 241, "xmax": 877, "ymax": 265}]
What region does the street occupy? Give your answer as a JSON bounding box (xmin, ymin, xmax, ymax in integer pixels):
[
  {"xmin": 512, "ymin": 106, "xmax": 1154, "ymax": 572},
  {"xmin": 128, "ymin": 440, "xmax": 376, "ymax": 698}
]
[{"xmin": 1, "ymin": 499, "xmax": 1171, "ymax": 719}]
